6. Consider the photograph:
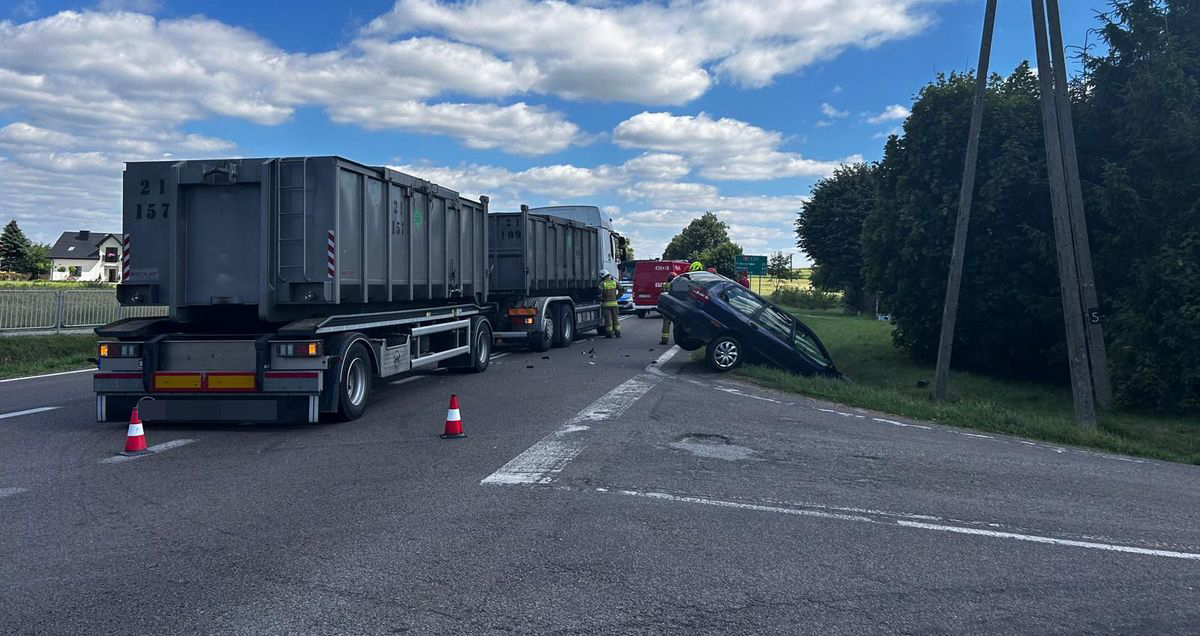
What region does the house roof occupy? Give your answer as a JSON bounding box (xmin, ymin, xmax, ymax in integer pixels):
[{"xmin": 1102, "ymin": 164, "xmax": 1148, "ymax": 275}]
[{"xmin": 49, "ymin": 231, "xmax": 123, "ymax": 259}]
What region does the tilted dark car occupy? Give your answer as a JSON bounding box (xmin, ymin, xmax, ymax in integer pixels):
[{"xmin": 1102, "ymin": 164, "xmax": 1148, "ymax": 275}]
[{"xmin": 657, "ymin": 272, "xmax": 840, "ymax": 377}]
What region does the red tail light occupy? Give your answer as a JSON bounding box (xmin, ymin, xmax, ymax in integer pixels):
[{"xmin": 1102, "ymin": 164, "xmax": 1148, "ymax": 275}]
[{"xmin": 689, "ymin": 285, "xmax": 710, "ymax": 303}]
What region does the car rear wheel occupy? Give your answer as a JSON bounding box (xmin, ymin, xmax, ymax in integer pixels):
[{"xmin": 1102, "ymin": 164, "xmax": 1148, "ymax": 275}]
[{"xmin": 706, "ymin": 335, "xmax": 742, "ymax": 372}]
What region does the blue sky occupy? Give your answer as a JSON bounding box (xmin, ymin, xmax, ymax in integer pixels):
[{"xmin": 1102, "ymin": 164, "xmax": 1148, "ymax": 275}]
[{"xmin": 0, "ymin": 0, "xmax": 1112, "ymax": 262}]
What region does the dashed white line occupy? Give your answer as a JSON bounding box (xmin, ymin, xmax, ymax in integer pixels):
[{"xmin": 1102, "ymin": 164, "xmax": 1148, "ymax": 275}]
[
  {"xmin": 483, "ymin": 347, "xmax": 680, "ymax": 485},
  {"xmin": 0, "ymin": 487, "xmax": 29, "ymax": 498},
  {"xmin": 0, "ymin": 368, "xmax": 94, "ymax": 383},
  {"xmin": 603, "ymin": 488, "xmax": 1200, "ymax": 562},
  {"xmin": 99, "ymin": 438, "xmax": 196, "ymax": 464},
  {"xmin": 0, "ymin": 406, "xmax": 61, "ymax": 420}
]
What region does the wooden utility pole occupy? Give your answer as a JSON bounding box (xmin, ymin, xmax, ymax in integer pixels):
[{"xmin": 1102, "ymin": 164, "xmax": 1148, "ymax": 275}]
[
  {"xmin": 1031, "ymin": 0, "xmax": 1097, "ymax": 429},
  {"xmin": 1045, "ymin": 0, "xmax": 1113, "ymax": 410},
  {"xmin": 933, "ymin": 0, "xmax": 997, "ymax": 402}
]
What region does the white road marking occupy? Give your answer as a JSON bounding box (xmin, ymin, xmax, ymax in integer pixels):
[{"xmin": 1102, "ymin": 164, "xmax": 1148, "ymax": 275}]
[
  {"xmin": 0, "ymin": 487, "xmax": 29, "ymax": 498},
  {"xmin": 0, "ymin": 368, "xmax": 94, "ymax": 383},
  {"xmin": 895, "ymin": 520, "xmax": 1200, "ymax": 561},
  {"xmin": 99, "ymin": 438, "xmax": 195, "ymax": 464},
  {"xmin": 603, "ymin": 488, "xmax": 1200, "ymax": 562},
  {"xmin": 0, "ymin": 406, "xmax": 60, "ymax": 420},
  {"xmin": 483, "ymin": 347, "xmax": 680, "ymax": 485},
  {"xmin": 960, "ymin": 432, "xmax": 994, "ymax": 439}
]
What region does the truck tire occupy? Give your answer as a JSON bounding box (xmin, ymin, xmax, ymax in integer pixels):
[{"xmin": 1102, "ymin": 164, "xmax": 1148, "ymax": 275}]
[
  {"xmin": 468, "ymin": 319, "xmax": 492, "ymax": 372},
  {"xmin": 673, "ymin": 325, "xmax": 704, "ymax": 351},
  {"xmin": 528, "ymin": 315, "xmax": 553, "ymax": 352},
  {"xmin": 636, "ymin": 310, "xmax": 647, "ymax": 319},
  {"xmin": 552, "ymin": 304, "xmax": 574, "ymax": 348},
  {"xmin": 336, "ymin": 342, "xmax": 372, "ymax": 421},
  {"xmin": 706, "ymin": 334, "xmax": 742, "ymax": 372}
]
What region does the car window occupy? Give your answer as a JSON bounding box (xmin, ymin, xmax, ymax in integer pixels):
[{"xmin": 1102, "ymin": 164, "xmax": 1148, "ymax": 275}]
[
  {"xmin": 757, "ymin": 306, "xmax": 793, "ymax": 342},
  {"xmin": 793, "ymin": 325, "xmax": 831, "ymax": 367},
  {"xmin": 721, "ymin": 285, "xmax": 765, "ymax": 317}
]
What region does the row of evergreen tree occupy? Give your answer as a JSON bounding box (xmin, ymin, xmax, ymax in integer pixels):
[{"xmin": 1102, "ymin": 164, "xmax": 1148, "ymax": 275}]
[{"xmin": 796, "ymin": 0, "xmax": 1199, "ymax": 412}]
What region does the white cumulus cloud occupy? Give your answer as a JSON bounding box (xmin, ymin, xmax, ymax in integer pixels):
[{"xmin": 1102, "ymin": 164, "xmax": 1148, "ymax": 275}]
[
  {"xmin": 865, "ymin": 104, "xmax": 911, "ymax": 124},
  {"xmin": 613, "ymin": 111, "xmax": 859, "ymax": 180}
]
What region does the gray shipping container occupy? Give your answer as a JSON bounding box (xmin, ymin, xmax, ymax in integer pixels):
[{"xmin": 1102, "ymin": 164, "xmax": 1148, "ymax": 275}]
[
  {"xmin": 117, "ymin": 157, "xmax": 488, "ymax": 323},
  {"xmin": 488, "ymin": 206, "xmax": 599, "ymax": 298}
]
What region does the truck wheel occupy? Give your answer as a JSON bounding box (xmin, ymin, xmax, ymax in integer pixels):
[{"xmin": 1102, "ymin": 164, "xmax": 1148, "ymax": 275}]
[
  {"xmin": 528, "ymin": 316, "xmax": 553, "ymax": 352},
  {"xmin": 706, "ymin": 335, "xmax": 742, "ymax": 372},
  {"xmin": 636, "ymin": 310, "xmax": 647, "ymax": 319},
  {"xmin": 336, "ymin": 342, "xmax": 372, "ymax": 421},
  {"xmin": 469, "ymin": 320, "xmax": 492, "ymax": 372},
  {"xmin": 552, "ymin": 305, "xmax": 574, "ymax": 347}
]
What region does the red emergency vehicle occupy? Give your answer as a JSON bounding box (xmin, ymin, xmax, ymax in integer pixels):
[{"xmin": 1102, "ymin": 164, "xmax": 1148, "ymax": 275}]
[{"xmin": 632, "ymin": 260, "xmax": 691, "ymax": 317}]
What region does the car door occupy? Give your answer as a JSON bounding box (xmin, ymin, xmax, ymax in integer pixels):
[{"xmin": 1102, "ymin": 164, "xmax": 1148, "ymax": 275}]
[{"xmin": 748, "ymin": 304, "xmax": 798, "ymax": 368}]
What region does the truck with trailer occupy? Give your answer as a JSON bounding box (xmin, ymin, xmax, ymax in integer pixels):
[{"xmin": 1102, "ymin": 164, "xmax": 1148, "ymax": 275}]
[{"xmin": 93, "ymin": 156, "xmax": 623, "ymax": 424}]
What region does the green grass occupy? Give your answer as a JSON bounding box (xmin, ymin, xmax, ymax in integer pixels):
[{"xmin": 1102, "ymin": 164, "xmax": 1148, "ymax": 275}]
[
  {"xmin": 0, "ymin": 334, "xmax": 97, "ymax": 379},
  {"xmin": 0, "ymin": 280, "xmax": 115, "ymax": 289},
  {"xmin": 733, "ymin": 308, "xmax": 1200, "ymax": 465}
]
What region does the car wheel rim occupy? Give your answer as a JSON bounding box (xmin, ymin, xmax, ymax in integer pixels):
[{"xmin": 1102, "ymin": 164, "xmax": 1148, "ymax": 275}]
[
  {"xmin": 715, "ymin": 341, "xmax": 738, "ymax": 368},
  {"xmin": 345, "ymin": 357, "xmax": 366, "ymax": 406}
]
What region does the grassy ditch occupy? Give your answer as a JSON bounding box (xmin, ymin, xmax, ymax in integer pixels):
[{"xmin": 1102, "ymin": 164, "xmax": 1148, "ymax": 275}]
[
  {"xmin": 0, "ymin": 334, "xmax": 97, "ymax": 380},
  {"xmin": 734, "ymin": 308, "xmax": 1200, "ymax": 465}
]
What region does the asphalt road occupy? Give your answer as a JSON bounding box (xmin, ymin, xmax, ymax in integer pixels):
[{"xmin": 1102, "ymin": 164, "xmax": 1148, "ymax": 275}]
[{"xmin": 1, "ymin": 315, "xmax": 1198, "ymax": 635}]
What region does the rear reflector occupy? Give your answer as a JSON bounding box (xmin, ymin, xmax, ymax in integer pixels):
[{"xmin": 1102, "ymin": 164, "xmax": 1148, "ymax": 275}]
[
  {"xmin": 206, "ymin": 373, "xmax": 256, "ymax": 391},
  {"xmin": 152, "ymin": 372, "xmax": 256, "ymax": 392},
  {"xmin": 508, "ymin": 308, "xmax": 537, "ymax": 316},
  {"xmin": 153, "ymin": 372, "xmax": 202, "ymax": 391},
  {"xmin": 264, "ymin": 371, "xmax": 319, "ymax": 379}
]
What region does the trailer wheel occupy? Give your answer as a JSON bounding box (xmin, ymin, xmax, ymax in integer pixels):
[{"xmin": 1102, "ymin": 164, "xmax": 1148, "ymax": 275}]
[
  {"xmin": 529, "ymin": 316, "xmax": 553, "ymax": 352},
  {"xmin": 336, "ymin": 342, "xmax": 372, "ymax": 421},
  {"xmin": 552, "ymin": 304, "xmax": 574, "ymax": 347},
  {"xmin": 469, "ymin": 320, "xmax": 492, "ymax": 372}
]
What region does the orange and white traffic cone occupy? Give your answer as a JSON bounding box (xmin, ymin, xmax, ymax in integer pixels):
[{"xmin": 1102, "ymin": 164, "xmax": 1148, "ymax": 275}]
[
  {"xmin": 441, "ymin": 394, "xmax": 466, "ymax": 439},
  {"xmin": 121, "ymin": 406, "xmax": 150, "ymax": 455}
]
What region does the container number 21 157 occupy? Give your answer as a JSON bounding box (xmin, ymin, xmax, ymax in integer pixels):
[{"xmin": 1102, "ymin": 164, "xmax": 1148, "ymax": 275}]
[{"xmin": 136, "ymin": 179, "xmax": 170, "ymax": 219}]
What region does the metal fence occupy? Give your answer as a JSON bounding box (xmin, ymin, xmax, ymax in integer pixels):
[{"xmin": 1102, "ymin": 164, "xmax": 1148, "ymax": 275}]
[{"xmin": 0, "ymin": 289, "xmax": 166, "ymax": 332}]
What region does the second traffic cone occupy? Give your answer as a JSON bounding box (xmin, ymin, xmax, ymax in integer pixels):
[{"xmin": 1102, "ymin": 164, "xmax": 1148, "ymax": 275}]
[
  {"xmin": 441, "ymin": 394, "xmax": 466, "ymax": 439},
  {"xmin": 121, "ymin": 406, "xmax": 150, "ymax": 455}
]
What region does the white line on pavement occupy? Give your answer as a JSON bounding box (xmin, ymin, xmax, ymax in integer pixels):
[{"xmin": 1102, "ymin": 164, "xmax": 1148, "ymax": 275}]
[
  {"xmin": 482, "ymin": 347, "xmax": 680, "ymax": 485},
  {"xmin": 894, "ymin": 520, "xmax": 1200, "ymax": 561},
  {"xmin": 604, "ymin": 488, "xmax": 1200, "ymax": 562},
  {"xmin": 0, "ymin": 487, "xmax": 29, "ymax": 498},
  {"xmin": 0, "ymin": 368, "xmax": 94, "ymax": 383},
  {"xmin": 99, "ymin": 438, "xmax": 195, "ymax": 464},
  {"xmin": 0, "ymin": 406, "xmax": 61, "ymax": 420}
]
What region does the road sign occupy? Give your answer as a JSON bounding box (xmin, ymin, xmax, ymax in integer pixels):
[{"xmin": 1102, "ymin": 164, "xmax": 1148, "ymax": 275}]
[{"xmin": 735, "ymin": 255, "xmax": 767, "ymax": 276}]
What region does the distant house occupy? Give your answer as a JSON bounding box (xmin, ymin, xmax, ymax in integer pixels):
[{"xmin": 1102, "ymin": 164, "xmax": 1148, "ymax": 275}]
[{"xmin": 49, "ymin": 230, "xmax": 124, "ymax": 282}]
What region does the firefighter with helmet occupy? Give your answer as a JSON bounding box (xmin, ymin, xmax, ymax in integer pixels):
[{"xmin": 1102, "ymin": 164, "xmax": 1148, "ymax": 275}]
[{"xmin": 599, "ymin": 270, "xmax": 624, "ymax": 338}]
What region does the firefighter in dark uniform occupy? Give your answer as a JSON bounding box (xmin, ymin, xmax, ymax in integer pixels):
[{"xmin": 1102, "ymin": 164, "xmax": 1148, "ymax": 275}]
[{"xmin": 600, "ymin": 269, "xmax": 623, "ymax": 338}]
